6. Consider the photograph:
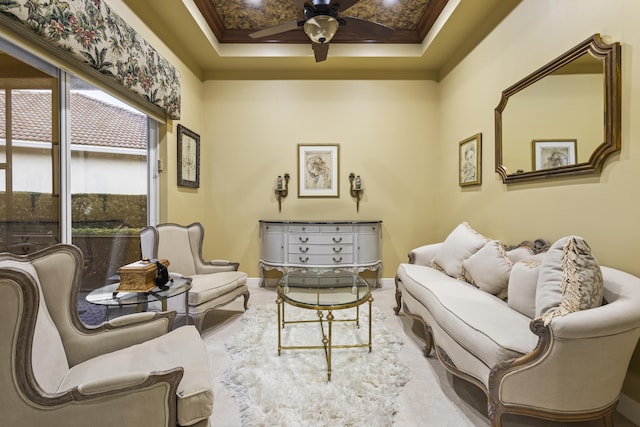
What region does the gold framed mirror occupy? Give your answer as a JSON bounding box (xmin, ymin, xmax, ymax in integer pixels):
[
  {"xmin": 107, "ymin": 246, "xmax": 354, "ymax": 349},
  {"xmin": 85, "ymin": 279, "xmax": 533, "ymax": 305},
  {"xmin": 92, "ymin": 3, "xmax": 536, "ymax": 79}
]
[{"xmin": 495, "ymin": 34, "xmax": 621, "ymax": 183}]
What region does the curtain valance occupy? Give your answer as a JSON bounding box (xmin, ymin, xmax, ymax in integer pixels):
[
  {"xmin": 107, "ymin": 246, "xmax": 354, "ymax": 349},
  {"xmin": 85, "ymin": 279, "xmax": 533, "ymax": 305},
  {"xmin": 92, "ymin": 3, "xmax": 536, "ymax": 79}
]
[{"xmin": 0, "ymin": 0, "xmax": 181, "ymax": 120}]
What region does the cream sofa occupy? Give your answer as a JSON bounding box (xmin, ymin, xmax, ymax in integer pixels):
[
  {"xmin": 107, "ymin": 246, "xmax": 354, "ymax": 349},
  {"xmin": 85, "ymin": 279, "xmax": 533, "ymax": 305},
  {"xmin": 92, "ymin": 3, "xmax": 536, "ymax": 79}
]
[{"xmin": 395, "ymin": 223, "xmax": 640, "ymax": 427}]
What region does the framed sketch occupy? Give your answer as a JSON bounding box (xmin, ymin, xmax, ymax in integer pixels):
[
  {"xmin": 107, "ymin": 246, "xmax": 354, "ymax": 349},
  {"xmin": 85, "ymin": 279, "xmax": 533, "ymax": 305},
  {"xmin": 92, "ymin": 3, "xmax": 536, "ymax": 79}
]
[
  {"xmin": 177, "ymin": 124, "xmax": 200, "ymax": 188},
  {"xmin": 298, "ymin": 144, "xmax": 339, "ymax": 197},
  {"xmin": 459, "ymin": 133, "xmax": 482, "ymax": 186},
  {"xmin": 532, "ymin": 139, "xmax": 577, "ymax": 171}
]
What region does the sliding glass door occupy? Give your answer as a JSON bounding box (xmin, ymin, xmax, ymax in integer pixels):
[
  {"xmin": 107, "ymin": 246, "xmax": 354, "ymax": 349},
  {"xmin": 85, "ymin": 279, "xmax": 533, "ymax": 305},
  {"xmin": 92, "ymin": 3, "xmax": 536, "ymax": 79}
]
[
  {"xmin": 0, "ymin": 41, "xmax": 158, "ymax": 292},
  {"xmin": 0, "ymin": 51, "xmax": 60, "ymax": 255}
]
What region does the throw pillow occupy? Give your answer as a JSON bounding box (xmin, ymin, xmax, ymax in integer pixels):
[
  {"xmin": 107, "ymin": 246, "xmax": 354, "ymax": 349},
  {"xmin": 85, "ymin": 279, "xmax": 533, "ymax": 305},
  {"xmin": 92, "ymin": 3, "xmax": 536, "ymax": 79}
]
[
  {"xmin": 535, "ymin": 236, "xmax": 604, "ymax": 325},
  {"xmin": 507, "ymin": 260, "xmax": 542, "ymax": 318},
  {"xmin": 431, "ymin": 222, "xmax": 489, "ymax": 279},
  {"xmin": 462, "ymin": 240, "xmax": 513, "ymax": 297}
]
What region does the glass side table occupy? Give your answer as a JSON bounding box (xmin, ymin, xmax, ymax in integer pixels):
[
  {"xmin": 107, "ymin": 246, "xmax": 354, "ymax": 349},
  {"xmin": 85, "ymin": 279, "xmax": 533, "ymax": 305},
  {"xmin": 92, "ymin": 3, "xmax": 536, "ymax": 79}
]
[{"xmin": 86, "ymin": 276, "xmax": 192, "ymax": 322}]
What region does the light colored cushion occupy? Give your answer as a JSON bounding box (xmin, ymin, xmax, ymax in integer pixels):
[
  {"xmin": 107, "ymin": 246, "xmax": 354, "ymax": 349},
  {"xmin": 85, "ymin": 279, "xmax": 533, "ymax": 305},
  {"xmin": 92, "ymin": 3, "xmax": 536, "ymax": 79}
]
[
  {"xmin": 157, "ymin": 227, "xmax": 197, "ymax": 276},
  {"xmin": 0, "ymin": 259, "xmax": 69, "ymax": 393},
  {"xmin": 508, "ymin": 260, "xmax": 542, "ymax": 318},
  {"xmin": 462, "ymin": 240, "xmax": 512, "ymax": 298},
  {"xmin": 396, "ymin": 263, "xmax": 538, "ymax": 367},
  {"xmin": 535, "ymin": 236, "xmax": 604, "ymax": 324},
  {"xmin": 506, "ymin": 245, "xmax": 548, "ymax": 264},
  {"xmin": 59, "ymin": 325, "xmax": 212, "ymax": 426},
  {"xmin": 188, "ymin": 271, "xmax": 248, "ymax": 306},
  {"xmin": 432, "ymin": 222, "xmax": 489, "ymax": 279}
]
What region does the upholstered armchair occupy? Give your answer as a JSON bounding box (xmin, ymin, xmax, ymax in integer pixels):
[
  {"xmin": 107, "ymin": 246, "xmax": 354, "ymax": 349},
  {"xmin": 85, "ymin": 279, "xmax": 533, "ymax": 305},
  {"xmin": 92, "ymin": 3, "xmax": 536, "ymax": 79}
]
[
  {"xmin": 0, "ymin": 244, "xmax": 212, "ymax": 427},
  {"xmin": 140, "ymin": 222, "xmax": 249, "ymax": 331}
]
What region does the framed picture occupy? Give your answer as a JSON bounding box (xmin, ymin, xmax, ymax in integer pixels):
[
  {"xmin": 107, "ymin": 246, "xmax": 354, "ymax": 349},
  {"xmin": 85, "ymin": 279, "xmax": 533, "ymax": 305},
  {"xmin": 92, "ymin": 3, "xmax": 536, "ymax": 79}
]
[
  {"xmin": 459, "ymin": 133, "xmax": 482, "ymax": 186},
  {"xmin": 532, "ymin": 139, "xmax": 577, "ymax": 170},
  {"xmin": 177, "ymin": 124, "xmax": 200, "ymax": 188},
  {"xmin": 298, "ymin": 144, "xmax": 339, "ymax": 197}
]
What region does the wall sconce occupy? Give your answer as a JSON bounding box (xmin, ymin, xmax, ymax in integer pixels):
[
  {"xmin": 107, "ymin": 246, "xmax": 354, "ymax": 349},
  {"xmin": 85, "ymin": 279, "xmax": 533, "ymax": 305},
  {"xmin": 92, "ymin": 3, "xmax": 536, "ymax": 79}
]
[
  {"xmin": 349, "ymin": 173, "xmax": 363, "ymax": 212},
  {"xmin": 275, "ymin": 173, "xmax": 290, "ymax": 212}
]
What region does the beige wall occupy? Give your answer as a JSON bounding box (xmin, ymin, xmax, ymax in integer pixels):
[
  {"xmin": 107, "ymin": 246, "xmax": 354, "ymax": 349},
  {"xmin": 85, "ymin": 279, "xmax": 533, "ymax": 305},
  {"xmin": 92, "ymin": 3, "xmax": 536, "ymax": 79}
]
[
  {"xmin": 196, "ymin": 80, "xmax": 439, "ymax": 278},
  {"xmin": 437, "ymin": 0, "xmax": 640, "ymax": 400}
]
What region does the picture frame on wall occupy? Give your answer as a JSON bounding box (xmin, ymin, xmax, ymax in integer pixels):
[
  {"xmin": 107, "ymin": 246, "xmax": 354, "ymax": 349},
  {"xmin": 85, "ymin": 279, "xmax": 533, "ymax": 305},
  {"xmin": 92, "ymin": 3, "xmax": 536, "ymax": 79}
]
[
  {"xmin": 459, "ymin": 133, "xmax": 482, "ymax": 186},
  {"xmin": 177, "ymin": 124, "xmax": 200, "ymax": 188},
  {"xmin": 532, "ymin": 139, "xmax": 577, "ymax": 170},
  {"xmin": 298, "ymin": 144, "xmax": 340, "ymax": 198}
]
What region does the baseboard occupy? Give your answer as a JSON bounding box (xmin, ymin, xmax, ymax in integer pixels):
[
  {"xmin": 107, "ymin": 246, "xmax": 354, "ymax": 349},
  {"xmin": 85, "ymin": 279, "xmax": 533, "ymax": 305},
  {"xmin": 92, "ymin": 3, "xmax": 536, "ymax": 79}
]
[
  {"xmin": 247, "ymin": 277, "xmax": 262, "ymax": 288},
  {"xmin": 618, "ymin": 393, "xmax": 640, "ymax": 425}
]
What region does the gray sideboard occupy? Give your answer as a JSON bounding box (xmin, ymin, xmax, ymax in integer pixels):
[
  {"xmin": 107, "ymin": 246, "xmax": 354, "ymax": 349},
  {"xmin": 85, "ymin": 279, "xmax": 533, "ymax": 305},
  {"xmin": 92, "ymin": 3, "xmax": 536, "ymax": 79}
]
[{"xmin": 259, "ymin": 220, "xmax": 382, "ymax": 287}]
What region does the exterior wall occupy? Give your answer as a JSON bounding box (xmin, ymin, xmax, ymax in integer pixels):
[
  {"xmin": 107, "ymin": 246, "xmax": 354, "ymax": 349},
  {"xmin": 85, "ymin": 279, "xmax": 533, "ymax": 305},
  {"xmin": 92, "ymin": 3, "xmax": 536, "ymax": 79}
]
[
  {"xmin": 437, "ymin": 0, "xmax": 640, "ymax": 401},
  {"xmin": 1, "ymin": 145, "xmax": 146, "ymax": 194}
]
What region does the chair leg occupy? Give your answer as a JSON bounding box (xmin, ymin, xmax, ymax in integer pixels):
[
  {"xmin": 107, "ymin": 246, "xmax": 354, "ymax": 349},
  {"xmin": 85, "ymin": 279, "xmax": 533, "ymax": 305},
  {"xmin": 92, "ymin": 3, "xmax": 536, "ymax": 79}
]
[{"xmin": 242, "ymin": 290, "xmax": 250, "ymax": 310}]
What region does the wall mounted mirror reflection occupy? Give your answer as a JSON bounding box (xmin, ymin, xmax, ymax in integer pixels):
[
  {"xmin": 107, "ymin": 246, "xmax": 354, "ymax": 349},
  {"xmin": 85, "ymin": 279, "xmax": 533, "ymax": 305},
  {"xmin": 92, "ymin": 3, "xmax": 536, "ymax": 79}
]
[{"xmin": 495, "ymin": 34, "xmax": 621, "ymax": 183}]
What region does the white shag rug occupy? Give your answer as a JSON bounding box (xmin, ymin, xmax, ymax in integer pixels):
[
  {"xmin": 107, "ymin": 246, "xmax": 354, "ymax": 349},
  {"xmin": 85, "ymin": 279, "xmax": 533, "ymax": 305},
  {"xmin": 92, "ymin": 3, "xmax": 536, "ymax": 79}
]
[{"xmin": 222, "ymin": 304, "xmax": 410, "ymax": 427}]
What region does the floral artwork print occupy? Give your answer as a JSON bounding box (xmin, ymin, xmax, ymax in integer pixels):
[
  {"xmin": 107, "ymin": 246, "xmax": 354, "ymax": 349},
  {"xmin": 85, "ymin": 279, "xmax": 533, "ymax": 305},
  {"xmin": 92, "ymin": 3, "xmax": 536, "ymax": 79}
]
[{"xmin": 0, "ymin": 0, "xmax": 181, "ymax": 119}]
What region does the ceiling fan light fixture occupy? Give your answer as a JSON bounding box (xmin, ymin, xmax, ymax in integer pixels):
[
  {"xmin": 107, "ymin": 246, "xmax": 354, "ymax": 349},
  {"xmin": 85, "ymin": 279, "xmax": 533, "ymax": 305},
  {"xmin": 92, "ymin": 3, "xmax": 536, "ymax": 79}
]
[{"xmin": 303, "ymin": 15, "xmax": 339, "ymax": 44}]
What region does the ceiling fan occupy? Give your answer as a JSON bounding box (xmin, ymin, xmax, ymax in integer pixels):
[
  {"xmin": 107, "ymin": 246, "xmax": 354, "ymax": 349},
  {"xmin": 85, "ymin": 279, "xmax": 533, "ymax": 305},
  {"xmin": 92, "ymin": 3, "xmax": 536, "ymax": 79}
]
[{"xmin": 249, "ymin": 0, "xmax": 394, "ymax": 62}]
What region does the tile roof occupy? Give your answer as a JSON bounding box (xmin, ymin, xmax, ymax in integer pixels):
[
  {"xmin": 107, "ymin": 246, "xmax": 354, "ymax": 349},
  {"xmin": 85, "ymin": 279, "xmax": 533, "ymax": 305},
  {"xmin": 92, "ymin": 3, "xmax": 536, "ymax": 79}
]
[{"xmin": 0, "ymin": 91, "xmax": 147, "ymax": 150}]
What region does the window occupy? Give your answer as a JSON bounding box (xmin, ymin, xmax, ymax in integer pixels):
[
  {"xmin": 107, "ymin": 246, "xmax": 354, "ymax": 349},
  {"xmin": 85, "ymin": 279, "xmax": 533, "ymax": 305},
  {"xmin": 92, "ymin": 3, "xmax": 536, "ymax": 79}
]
[{"xmin": 0, "ymin": 41, "xmax": 158, "ymax": 292}]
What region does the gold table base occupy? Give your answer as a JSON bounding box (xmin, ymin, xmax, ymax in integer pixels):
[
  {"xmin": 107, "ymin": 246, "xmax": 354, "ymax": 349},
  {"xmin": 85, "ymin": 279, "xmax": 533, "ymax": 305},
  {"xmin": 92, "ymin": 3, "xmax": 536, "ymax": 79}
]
[{"xmin": 276, "ymin": 296, "xmax": 373, "ymax": 381}]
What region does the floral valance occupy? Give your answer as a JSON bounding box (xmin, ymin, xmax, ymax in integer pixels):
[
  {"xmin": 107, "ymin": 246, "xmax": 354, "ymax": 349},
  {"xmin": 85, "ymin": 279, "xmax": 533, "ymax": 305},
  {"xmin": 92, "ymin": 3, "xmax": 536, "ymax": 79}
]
[{"xmin": 0, "ymin": 0, "xmax": 181, "ymax": 119}]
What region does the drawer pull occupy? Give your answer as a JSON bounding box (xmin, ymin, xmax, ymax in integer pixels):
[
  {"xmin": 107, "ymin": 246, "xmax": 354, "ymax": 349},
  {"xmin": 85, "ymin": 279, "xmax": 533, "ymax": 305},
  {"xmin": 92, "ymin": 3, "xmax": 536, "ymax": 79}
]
[
  {"xmin": 332, "ymin": 257, "xmax": 343, "ymax": 263},
  {"xmin": 332, "ymin": 237, "xmax": 343, "ymax": 243},
  {"xmin": 299, "ymin": 237, "xmax": 309, "ymax": 243},
  {"xmin": 299, "ymin": 256, "xmax": 309, "ymax": 263},
  {"xmin": 299, "ymin": 246, "xmax": 309, "ymax": 253},
  {"xmin": 332, "ymin": 247, "xmax": 343, "ymax": 253}
]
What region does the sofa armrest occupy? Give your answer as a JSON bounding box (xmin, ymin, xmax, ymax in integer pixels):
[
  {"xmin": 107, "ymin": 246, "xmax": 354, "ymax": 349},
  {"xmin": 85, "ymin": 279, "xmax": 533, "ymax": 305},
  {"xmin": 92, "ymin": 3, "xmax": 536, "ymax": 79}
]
[
  {"xmin": 18, "ymin": 368, "xmax": 183, "ymax": 426},
  {"xmin": 66, "ymin": 311, "xmax": 176, "ymax": 366},
  {"xmin": 408, "ymin": 243, "xmax": 442, "ymax": 266},
  {"xmin": 490, "ymin": 312, "xmax": 640, "ymax": 417}
]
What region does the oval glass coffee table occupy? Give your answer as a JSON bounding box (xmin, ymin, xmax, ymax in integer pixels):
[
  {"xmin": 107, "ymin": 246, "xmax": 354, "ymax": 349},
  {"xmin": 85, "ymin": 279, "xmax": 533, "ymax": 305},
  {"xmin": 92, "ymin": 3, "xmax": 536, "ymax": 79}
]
[
  {"xmin": 86, "ymin": 276, "xmax": 192, "ymax": 322},
  {"xmin": 276, "ymin": 270, "xmax": 373, "ymax": 381}
]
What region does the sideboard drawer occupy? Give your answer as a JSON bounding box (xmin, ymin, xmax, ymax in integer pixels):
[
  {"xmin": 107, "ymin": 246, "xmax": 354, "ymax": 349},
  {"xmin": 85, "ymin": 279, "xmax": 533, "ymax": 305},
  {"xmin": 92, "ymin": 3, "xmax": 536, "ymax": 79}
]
[
  {"xmin": 288, "ymin": 234, "xmax": 354, "ymax": 245},
  {"xmin": 321, "ymin": 224, "xmax": 354, "ymax": 233},
  {"xmin": 289, "ymin": 245, "xmax": 354, "ymax": 256},
  {"xmin": 287, "ymin": 225, "xmax": 320, "ymax": 233},
  {"xmin": 288, "ymin": 254, "xmax": 355, "ymax": 265}
]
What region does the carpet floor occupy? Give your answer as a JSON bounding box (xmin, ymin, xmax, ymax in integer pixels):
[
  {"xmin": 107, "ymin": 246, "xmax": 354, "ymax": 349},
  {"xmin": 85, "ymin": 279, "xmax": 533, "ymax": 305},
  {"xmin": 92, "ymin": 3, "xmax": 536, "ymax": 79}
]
[{"xmin": 81, "ymin": 282, "xmax": 638, "ymax": 426}]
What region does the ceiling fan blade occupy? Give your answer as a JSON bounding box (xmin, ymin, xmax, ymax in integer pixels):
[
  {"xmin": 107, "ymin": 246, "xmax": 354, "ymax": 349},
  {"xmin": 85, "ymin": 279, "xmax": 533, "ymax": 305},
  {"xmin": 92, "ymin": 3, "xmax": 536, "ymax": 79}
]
[
  {"xmin": 338, "ymin": 16, "xmax": 394, "ymax": 40},
  {"xmin": 333, "ymin": 0, "xmax": 360, "ymax": 12},
  {"xmin": 293, "ymin": 0, "xmax": 307, "ymax": 8},
  {"xmin": 249, "ymin": 20, "xmax": 300, "ymax": 39},
  {"xmin": 312, "ymin": 42, "xmax": 330, "ymax": 62}
]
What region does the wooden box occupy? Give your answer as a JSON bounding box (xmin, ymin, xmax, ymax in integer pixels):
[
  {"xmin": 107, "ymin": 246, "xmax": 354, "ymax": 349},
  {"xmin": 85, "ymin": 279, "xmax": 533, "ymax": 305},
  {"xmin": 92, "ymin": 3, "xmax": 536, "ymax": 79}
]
[{"xmin": 117, "ymin": 259, "xmax": 170, "ymax": 293}]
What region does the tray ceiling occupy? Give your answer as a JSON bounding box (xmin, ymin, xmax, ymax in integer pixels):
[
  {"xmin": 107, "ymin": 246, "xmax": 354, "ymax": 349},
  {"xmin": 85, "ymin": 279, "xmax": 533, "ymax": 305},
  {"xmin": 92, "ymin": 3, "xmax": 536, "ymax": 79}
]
[
  {"xmin": 119, "ymin": 0, "xmax": 522, "ymax": 80},
  {"xmin": 193, "ymin": 0, "xmax": 449, "ymax": 44}
]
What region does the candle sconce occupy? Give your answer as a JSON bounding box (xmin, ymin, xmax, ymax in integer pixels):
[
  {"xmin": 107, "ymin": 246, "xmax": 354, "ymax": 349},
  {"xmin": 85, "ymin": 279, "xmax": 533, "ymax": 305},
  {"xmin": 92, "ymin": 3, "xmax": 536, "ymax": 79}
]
[
  {"xmin": 275, "ymin": 173, "xmax": 290, "ymax": 212},
  {"xmin": 349, "ymin": 173, "xmax": 363, "ymax": 212}
]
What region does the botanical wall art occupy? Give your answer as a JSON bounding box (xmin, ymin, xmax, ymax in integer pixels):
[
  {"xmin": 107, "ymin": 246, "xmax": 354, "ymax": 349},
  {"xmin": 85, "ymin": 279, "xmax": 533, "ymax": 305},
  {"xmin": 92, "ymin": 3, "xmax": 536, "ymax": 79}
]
[
  {"xmin": 298, "ymin": 144, "xmax": 339, "ymax": 197},
  {"xmin": 177, "ymin": 125, "xmax": 200, "ymax": 188}
]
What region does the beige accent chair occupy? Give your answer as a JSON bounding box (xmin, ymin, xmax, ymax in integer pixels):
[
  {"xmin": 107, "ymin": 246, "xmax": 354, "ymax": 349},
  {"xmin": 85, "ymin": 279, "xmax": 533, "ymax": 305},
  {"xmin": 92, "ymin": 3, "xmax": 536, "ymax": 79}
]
[
  {"xmin": 0, "ymin": 244, "xmax": 213, "ymax": 427},
  {"xmin": 140, "ymin": 222, "xmax": 249, "ymax": 331}
]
